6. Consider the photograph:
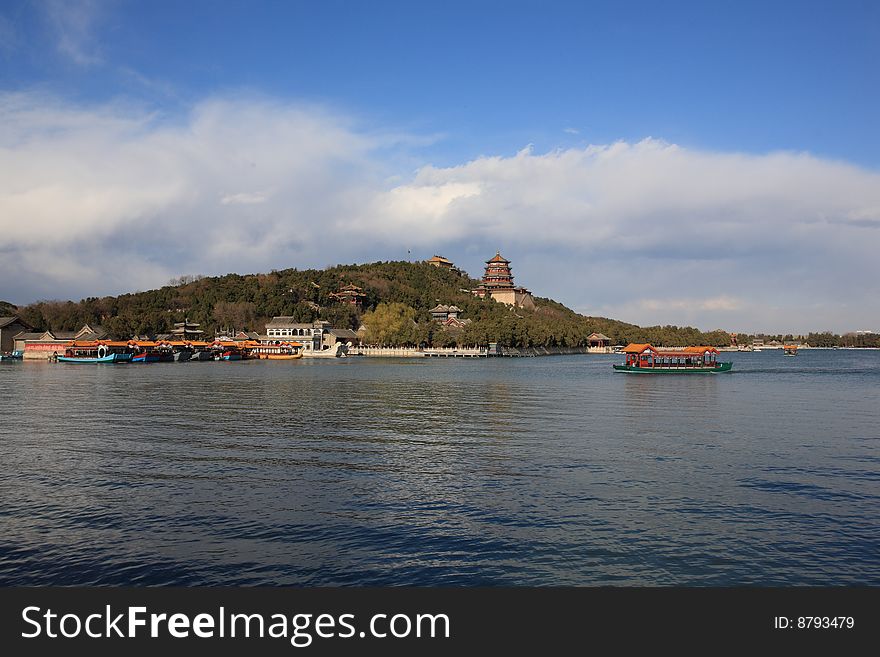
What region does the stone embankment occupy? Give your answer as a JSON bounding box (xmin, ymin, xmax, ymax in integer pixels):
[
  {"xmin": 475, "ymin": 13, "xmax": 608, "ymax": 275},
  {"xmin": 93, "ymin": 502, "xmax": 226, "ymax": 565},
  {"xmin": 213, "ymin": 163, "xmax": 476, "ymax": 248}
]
[{"xmin": 348, "ymin": 346, "xmax": 609, "ymax": 358}]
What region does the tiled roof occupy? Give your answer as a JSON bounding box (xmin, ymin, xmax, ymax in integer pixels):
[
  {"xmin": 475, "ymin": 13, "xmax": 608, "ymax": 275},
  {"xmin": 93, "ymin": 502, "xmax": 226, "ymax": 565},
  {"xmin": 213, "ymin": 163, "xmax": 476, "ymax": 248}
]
[
  {"xmin": 328, "ymin": 328, "xmax": 358, "ymax": 338},
  {"xmin": 12, "ymin": 331, "xmax": 43, "ymax": 341},
  {"xmin": 622, "ymin": 343, "xmax": 657, "ymax": 354},
  {"xmin": 0, "ymin": 316, "xmax": 32, "ymax": 329}
]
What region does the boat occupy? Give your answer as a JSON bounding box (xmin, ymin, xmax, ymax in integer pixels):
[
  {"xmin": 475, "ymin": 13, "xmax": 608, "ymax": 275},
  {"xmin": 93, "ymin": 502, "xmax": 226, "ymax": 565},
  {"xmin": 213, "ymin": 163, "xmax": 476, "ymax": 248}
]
[
  {"xmin": 0, "ymin": 350, "xmax": 23, "ymax": 361},
  {"xmin": 301, "ymin": 343, "xmax": 349, "ymax": 358},
  {"xmin": 613, "ymin": 344, "xmax": 732, "ymax": 374},
  {"xmin": 247, "ymin": 341, "xmax": 304, "ymax": 360},
  {"xmin": 129, "ymin": 340, "xmax": 174, "ymax": 363},
  {"xmin": 189, "ymin": 350, "xmax": 214, "ymax": 361},
  {"xmin": 55, "ymin": 341, "xmax": 132, "ymax": 363},
  {"xmin": 783, "ymin": 345, "xmax": 798, "ymax": 356}
]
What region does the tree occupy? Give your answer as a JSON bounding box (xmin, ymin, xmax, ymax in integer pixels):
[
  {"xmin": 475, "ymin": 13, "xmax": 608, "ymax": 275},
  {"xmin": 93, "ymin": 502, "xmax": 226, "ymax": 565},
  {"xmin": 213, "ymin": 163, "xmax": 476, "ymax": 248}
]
[
  {"xmin": 361, "ymin": 303, "xmax": 417, "ymax": 345},
  {"xmin": 212, "ymin": 301, "xmax": 257, "ymax": 333}
]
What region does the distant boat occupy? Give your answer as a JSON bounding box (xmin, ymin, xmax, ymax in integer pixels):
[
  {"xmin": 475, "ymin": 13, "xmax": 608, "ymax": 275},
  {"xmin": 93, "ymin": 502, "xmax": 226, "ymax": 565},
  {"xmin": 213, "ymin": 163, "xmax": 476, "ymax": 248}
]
[
  {"xmin": 613, "ymin": 344, "xmax": 732, "ymax": 374},
  {"xmin": 248, "ymin": 341, "xmax": 304, "ymax": 360},
  {"xmin": 131, "ymin": 350, "xmax": 173, "ymax": 363},
  {"xmin": 173, "ymin": 349, "xmax": 192, "ymax": 362},
  {"xmin": 783, "ymin": 345, "xmax": 798, "ymax": 356},
  {"xmin": 56, "ymin": 342, "xmax": 132, "ymax": 363},
  {"xmin": 0, "ymin": 350, "xmax": 23, "ymax": 361},
  {"xmin": 302, "ymin": 343, "xmax": 349, "ymax": 358}
]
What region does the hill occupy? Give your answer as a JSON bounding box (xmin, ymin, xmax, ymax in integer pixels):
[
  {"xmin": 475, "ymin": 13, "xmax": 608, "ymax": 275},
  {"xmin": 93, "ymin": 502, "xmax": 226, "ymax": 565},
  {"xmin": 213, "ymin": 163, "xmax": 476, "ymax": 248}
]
[{"xmin": 15, "ymin": 261, "xmax": 731, "ymax": 347}]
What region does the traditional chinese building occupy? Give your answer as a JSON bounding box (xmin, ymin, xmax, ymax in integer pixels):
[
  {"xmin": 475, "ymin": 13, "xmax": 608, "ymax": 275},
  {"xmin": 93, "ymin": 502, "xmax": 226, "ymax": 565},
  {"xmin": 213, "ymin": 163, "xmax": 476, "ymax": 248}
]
[
  {"xmin": 425, "ymin": 254, "xmax": 465, "ymax": 276},
  {"xmin": 587, "ymin": 332, "xmax": 612, "ymax": 352},
  {"xmin": 264, "ymin": 318, "xmax": 360, "ymax": 351},
  {"xmin": 428, "ymin": 304, "xmax": 471, "ymax": 329},
  {"xmin": 471, "ymin": 252, "xmax": 535, "ymax": 309},
  {"xmin": 426, "ymin": 255, "xmax": 454, "ymax": 269},
  {"xmin": 17, "ymin": 324, "xmax": 108, "ymax": 359},
  {"xmin": 429, "ymin": 304, "xmax": 461, "ymax": 321},
  {"xmin": 171, "ymin": 318, "xmax": 204, "ymax": 340},
  {"xmin": 0, "ymin": 316, "xmax": 32, "ymax": 353},
  {"xmin": 329, "ymin": 283, "xmax": 366, "ymax": 308}
]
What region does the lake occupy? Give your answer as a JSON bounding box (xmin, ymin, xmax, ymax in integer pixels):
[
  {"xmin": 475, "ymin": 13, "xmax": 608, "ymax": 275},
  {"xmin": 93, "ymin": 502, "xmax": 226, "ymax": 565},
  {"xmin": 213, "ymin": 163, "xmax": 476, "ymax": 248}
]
[{"xmin": 1, "ymin": 350, "xmax": 878, "ymax": 585}]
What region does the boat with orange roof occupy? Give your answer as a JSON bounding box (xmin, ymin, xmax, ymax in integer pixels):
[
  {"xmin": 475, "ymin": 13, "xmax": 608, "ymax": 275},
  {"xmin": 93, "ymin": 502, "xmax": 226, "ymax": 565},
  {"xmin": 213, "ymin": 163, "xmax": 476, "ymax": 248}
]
[
  {"xmin": 56, "ymin": 340, "xmax": 133, "ymax": 363},
  {"xmin": 247, "ymin": 340, "xmax": 304, "ymax": 360},
  {"xmin": 613, "ymin": 344, "xmax": 732, "ymax": 373}
]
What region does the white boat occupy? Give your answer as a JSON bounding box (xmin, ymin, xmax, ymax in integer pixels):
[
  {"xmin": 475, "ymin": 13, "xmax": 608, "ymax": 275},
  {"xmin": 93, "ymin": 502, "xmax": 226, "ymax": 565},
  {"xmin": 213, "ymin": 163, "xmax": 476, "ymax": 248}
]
[{"xmin": 301, "ymin": 343, "xmax": 349, "ymax": 358}]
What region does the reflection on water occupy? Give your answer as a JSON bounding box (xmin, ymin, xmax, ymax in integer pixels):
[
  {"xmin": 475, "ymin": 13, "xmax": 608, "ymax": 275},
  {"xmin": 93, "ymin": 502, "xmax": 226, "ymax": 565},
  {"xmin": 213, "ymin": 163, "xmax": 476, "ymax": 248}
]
[{"xmin": 1, "ymin": 351, "xmax": 879, "ymax": 585}]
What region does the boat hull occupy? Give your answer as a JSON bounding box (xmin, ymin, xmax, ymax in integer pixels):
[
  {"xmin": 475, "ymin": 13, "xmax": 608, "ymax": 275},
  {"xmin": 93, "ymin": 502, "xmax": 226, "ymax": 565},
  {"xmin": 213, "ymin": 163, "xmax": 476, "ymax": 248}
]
[
  {"xmin": 57, "ymin": 353, "xmax": 132, "ymax": 364},
  {"xmin": 613, "ymin": 362, "xmax": 732, "ymax": 374},
  {"xmin": 132, "ymin": 352, "xmax": 174, "ymax": 363},
  {"xmin": 262, "ymin": 354, "xmax": 303, "ymax": 360}
]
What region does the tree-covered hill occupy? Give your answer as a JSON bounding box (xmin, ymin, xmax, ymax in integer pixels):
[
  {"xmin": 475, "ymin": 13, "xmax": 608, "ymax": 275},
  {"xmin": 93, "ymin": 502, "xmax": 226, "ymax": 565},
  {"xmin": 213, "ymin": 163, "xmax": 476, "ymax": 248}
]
[{"xmin": 15, "ymin": 261, "xmax": 732, "ymax": 347}]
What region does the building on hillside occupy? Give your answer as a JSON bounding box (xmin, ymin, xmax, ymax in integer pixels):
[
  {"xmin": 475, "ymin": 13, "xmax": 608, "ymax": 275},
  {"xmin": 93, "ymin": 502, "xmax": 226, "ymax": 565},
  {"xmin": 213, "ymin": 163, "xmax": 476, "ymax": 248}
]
[
  {"xmin": 429, "ymin": 304, "xmax": 471, "ymax": 330},
  {"xmin": 1, "ymin": 316, "xmax": 33, "ymax": 353},
  {"xmin": 329, "ymin": 284, "xmax": 366, "ymax": 308},
  {"xmin": 171, "ymin": 319, "xmax": 204, "ymax": 340},
  {"xmin": 471, "ymin": 252, "xmax": 535, "ymax": 309},
  {"xmin": 429, "ymin": 304, "xmax": 461, "ymax": 321},
  {"xmin": 426, "ymin": 255, "xmax": 454, "ymax": 269},
  {"xmin": 425, "ymin": 255, "xmax": 465, "ymax": 276}
]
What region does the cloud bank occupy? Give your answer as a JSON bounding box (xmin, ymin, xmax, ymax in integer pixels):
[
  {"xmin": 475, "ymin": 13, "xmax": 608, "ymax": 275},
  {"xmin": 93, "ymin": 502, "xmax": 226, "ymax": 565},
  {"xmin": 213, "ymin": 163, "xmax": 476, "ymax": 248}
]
[{"xmin": 1, "ymin": 92, "xmax": 879, "ymax": 332}]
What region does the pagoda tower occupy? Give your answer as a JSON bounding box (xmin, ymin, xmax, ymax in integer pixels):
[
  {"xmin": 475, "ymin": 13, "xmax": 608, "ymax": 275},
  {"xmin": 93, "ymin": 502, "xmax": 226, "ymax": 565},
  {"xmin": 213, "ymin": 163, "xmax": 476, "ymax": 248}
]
[
  {"xmin": 171, "ymin": 318, "xmax": 203, "ymax": 340},
  {"xmin": 472, "ymin": 252, "xmax": 535, "ymax": 308}
]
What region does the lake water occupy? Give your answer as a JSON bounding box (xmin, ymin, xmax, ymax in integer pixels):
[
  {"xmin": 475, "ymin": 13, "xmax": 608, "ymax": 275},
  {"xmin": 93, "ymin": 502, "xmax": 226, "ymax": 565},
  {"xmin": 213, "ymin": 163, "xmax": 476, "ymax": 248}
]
[{"xmin": 1, "ymin": 350, "xmax": 878, "ymax": 586}]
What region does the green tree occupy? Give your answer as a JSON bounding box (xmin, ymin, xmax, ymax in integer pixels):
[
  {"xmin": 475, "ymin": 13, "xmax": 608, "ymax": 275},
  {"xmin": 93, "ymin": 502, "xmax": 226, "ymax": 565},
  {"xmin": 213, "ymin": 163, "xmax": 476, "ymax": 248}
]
[{"xmin": 361, "ymin": 302, "xmax": 418, "ymax": 345}]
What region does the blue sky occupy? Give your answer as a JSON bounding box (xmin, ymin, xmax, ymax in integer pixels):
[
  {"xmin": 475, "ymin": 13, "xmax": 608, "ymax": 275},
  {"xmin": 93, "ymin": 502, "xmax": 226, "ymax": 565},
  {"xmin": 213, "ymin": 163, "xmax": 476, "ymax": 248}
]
[{"xmin": 1, "ymin": 0, "xmax": 879, "ymax": 332}]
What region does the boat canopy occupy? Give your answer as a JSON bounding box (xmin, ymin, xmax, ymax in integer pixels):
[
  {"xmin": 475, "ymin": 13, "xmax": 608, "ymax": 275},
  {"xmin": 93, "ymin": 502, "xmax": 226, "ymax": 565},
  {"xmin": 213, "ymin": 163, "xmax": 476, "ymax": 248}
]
[
  {"xmin": 622, "ymin": 343, "xmax": 657, "ymax": 354},
  {"xmin": 622, "ymin": 343, "xmax": 719, "ymax": 356}
]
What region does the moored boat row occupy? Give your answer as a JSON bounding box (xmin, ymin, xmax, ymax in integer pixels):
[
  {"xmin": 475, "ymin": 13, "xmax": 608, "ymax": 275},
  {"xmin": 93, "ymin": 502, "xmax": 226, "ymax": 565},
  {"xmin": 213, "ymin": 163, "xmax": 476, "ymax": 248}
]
[{"xmin": 52, "ymin": 339, "xmax": 304, "ymax": 363}]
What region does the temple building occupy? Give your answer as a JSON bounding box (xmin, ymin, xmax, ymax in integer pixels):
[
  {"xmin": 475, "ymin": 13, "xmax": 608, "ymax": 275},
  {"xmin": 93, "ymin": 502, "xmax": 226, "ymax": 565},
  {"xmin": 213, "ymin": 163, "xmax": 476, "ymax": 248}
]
[
  {"xmin": 171, "ymin": 318, "xmax": 204, "ymax": 340},
  {"xmin": 428, "ymin": 304, "xmax": 471, "ymax": 329},
  {"xmin": 471, "ymin": 252, "xmax": 535, "ymax": 309},
  {"xmin": 329, "ymin": 283, "xmax": 366, "ymax": 308},
  {"xmin": 425, "ymin": 255, "xmax": 465, "ymax": 276},
  {"xmin": 426, "ymin": 255, "xmax": 454, "ymax": 269},
  {"xmin": 1, "ymin": 316, "xmax": 32, "ymax": 353}
]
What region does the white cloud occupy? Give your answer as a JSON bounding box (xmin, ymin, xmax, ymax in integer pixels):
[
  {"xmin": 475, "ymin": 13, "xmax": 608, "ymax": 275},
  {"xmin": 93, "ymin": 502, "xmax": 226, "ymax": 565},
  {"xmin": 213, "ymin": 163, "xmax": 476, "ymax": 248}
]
[
  {"xmin": 1, "ymin": 92, "xmax": 879, "ymax": 333},
  {"xmin": 43, "ymin": 0, "xmax": 103, "ymax": 66},
  {"xmin": 220, "ymin": 191, "xmax": 270, "ymax": 205}
]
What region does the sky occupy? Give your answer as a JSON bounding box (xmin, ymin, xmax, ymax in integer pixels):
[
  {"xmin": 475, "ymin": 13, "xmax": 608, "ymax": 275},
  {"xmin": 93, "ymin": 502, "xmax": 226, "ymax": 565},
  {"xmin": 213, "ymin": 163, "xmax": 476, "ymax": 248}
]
[{"xmin": 1, "ymin": 0, "xmax": 879, "ymax": 333}]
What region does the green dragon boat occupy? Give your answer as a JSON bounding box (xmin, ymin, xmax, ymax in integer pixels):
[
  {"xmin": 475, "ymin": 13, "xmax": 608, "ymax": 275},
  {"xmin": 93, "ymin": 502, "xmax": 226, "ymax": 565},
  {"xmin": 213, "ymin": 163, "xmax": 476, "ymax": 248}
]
[{"xmin": 613, "ymin": 344, "xmax": 732, "ymax": 374}]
